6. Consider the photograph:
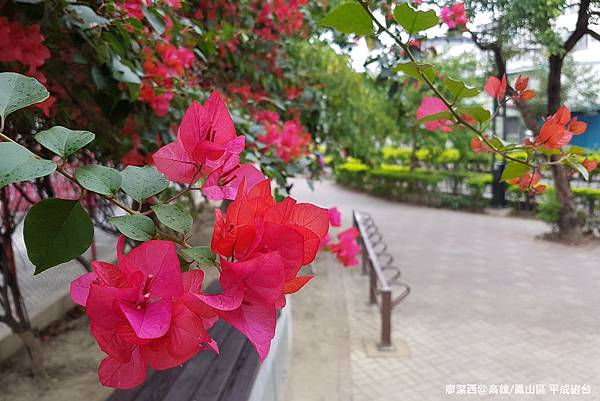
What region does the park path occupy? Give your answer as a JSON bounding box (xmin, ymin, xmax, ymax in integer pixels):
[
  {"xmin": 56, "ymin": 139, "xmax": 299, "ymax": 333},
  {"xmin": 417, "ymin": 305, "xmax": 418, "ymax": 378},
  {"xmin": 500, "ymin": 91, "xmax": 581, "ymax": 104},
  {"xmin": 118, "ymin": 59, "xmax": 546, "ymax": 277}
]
[{"xmin": 284, "ymin": 178, "xmax": 600, "ymax": 401}]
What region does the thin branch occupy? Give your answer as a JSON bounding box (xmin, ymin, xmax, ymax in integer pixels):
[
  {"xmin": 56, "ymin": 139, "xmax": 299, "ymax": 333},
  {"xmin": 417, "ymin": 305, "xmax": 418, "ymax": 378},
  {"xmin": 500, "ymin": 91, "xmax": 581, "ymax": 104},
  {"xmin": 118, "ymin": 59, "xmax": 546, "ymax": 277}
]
[
  {"xmin": 586, "ymin": 28, "xmax": 600, "ymax": 42},
  {"xmin": 358, "ymin": 1, "xmax": 533, "ymax": 167},
  {"xmin": 0, "ymin": 131, "xmax": 138, "ymax": 215}
]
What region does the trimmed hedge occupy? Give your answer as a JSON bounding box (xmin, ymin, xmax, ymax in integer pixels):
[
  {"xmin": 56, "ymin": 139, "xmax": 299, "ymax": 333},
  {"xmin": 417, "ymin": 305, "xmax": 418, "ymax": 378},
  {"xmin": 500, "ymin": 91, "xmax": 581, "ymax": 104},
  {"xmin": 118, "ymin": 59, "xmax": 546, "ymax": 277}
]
[
  {"xmin": 336, "ymin": 160, "xmax": 600, "ymax": 217},
  {"xmin": 336, "ymin": 163, "xmax": 492, "ymax": 211}
]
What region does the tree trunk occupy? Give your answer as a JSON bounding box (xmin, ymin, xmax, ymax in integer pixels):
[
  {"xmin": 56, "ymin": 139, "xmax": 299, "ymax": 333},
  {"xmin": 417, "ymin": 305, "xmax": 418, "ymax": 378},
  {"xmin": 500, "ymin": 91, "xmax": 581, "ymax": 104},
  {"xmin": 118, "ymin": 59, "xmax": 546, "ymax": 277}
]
[
  {"xmin": 0, "ymin": 187, "xmax": 49, "ymax": 380},
  {"xmin": 16, "ymin": 329, "xmax": 50, "ymax": 381},
  {"xmin": 547, "ymin": 55, "xmax": 582, "ymax": 242}
]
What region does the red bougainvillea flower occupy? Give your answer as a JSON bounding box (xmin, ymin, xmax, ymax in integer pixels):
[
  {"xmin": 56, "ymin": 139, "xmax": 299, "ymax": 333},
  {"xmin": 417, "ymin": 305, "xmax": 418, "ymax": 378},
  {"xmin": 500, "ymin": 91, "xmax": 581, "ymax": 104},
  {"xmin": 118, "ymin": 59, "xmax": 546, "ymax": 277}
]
[
  {"xmin": 582, "ymin": 159, "xmax": 598, "ymax": 173},
  {"xmin": 328, "ymin": 207, "xmax": 341, "ymax": 227},
  {"xmin": 70, "ymin": 237, "xmax": 218, "ymax": 389},
  {"xmin": 416, "ymin": 97, "xmax": 453, "ymax": 133},
  {"xmin": 258, "ymin": 119, "xmax": 312, "ymax": 162},
  {"xmin": 536, "ymin": 120, "xmax": 569, "ymax": 149},
  {"xmin": 484, "ymin": 74, "xmax": 507, "ymax": 101},
  {"xmin": 511, "ymin": 75, "xmax": 535, "ymax": 103},
  {"xmin": 534, "ymin": 106, "xmax": 586, "ymax": 149},
  {"xmin": 206, "ymin": 179, "xmax": 328, "ymax": 357},
  {"xmin": 330, "ymin": 227, "xmax": 361, "ymax": 267},
  {"xmin": 508, "ymin": 172, "xmax": 546, "ymax": 194},
  {"xmin": 470, "ymin": 137, "xmax": 492, "ymax": 153},
  {"xmin": 0, "ymin": 17, "xmax": 51, "ymax": 71}
]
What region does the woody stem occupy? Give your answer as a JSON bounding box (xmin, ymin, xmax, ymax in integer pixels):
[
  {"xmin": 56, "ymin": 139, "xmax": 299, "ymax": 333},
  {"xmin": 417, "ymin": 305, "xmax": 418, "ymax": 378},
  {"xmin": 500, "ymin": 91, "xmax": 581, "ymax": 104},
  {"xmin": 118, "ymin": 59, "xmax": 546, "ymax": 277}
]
[{"xmin": 0, "ymin": 131, "xmax": 138, "ymax": 215}]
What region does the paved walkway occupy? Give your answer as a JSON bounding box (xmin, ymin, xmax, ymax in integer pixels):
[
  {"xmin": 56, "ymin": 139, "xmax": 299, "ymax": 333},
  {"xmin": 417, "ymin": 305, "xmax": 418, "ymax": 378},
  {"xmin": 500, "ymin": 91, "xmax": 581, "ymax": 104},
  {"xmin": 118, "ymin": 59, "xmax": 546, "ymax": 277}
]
[
  {"xmin": 0, "ymin": 226, "xmax": 116, "ymax": 342},
  {"xmin": 285, "ymin": 179, "xmax": 600, "ymax": 401}
]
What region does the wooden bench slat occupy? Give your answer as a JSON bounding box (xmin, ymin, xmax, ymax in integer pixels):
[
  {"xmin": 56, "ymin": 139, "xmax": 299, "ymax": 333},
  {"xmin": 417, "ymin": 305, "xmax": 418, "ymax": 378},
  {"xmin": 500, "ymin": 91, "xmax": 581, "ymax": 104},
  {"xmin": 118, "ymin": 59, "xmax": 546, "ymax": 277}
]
[
  {"xmin": 218, "ymin": 341, "xmax": 260, "ymax": 401},
  {"xmin": 161, "ymin": 319, "xmax": 234, "ymax": 401},
  {"xmin": 191, "ymin": 328, "xmax": 248, "ymax": 400}
]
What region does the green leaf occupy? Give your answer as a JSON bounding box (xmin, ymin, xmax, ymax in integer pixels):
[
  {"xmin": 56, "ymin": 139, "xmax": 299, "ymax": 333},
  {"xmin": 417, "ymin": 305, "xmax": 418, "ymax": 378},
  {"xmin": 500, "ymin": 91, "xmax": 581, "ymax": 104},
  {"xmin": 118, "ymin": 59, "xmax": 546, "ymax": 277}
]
[
  {"xmin": 457, "ymin": 105, "xmax": 491, "ymax": 124},
  {"xmin": 151, "ymin": 204, "xmax": 193, "ymax": 234},
  {"xmin": 444, "ymin": 77, "xmax": 480, "ymax": 99},
  {"xmin": 417, "ymin": 111, "xmax": 454, "ymax": 124},
  {"xmin": 487, "ymin": 136, "xmax": 509, "ymax": 151},
  {"xmin": 568, "ymin": 146, "xmax": 586, "ymax": 155},
  {"xmin": 66, "ymin": 5, "xmax": 109, "ymax": 29},
  {"xmin": 392, "ymin": 62, "xmax": 436, "ymax": 82},
  {"xmin": 393, "ymin": 3, "xmax": 439, "ymax": 34},
  {"xmin": 0, "ymin": 142, "xmax": 56, "ymax": 189},
  {"xmin": 76, "ymin": 165, "xmax": 122, "ymax": 196},
  {"xmin": 501, "ymin": 162, "xmax": 530, "ymax": 181},
  {"xmin": 121, "ymin": 165, "xmax": 169, "ymax": 203},
  {"xmin": 35, "ymin": 126, "xmax": 95, "ymax": 158},
  {"xmin": 143, "ymin": 7, "xmax": 165, "ymax": 35},
  {"xmin": 111, "ymin": 56, "xmax": 142, "ymax": 84},
  {"xmin": 565, "ymin": 157, "xmax": 590, "ymax": 181},
  {"xmin": 0, "ymin": 72, "xmax": 49, "ymax": 122},
  {"xmin": 110, "ymin": 214, "xmax": 156, "ymax": 241},
  {"xmin": 318, "ymin": 3, "xmax": 373, "ymax": 36},
  {"xmin": 181, "ymin": 246, "xmax": 217, "ymax": 267},
  {"xmin": 24, "ymin": 198, "xmax": 93, "ymax": 273}
]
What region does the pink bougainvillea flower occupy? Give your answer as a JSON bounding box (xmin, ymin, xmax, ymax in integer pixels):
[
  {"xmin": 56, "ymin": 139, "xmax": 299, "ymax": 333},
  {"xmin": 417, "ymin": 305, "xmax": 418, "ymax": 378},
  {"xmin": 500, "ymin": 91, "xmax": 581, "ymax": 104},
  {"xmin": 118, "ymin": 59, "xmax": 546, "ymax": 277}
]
[
  {"xmin": 440, "ymin": 3, "xmax": 467, "ymax": 29},
  {"xmin": 179, "ymin": 91, "xmax": 241, "ymax": 163},
  {"xmin": 484, "ymin": 74, "xmax": 507, "ymax": 101},
  {"xmin": 328, "ymin": 207, "xmax": 341, "ymax": 227},
  {"xmin": 199, "ymin": 252, "xmax": 285, "ymax": 360},
  {"xmin": 416, "ymin": 97, "xmax": 453, "ymax": 133},
  {"xmin": 153, "ymin": 139, "xmax": 200, "ymax": 183},
  {"xmin": 70, "ymin": 237, "xmax": 218, "ymax": 389},
  {"xmin": 330, "ymin": 227, "xmax": 361, "ymax": 267},
  {"xmin": 201, "ymin": 155, "xmax": 265, "ymax": 200},
  {"xmin": 154, "ymin": 93, "xmax": 253, "ymax": 200}
]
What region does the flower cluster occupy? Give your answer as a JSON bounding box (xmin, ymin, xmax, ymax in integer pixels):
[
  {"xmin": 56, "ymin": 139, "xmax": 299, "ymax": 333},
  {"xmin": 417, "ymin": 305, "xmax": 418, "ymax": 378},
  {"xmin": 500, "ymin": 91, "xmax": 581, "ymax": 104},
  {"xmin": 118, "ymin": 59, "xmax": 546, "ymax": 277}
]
[
  {"xmin": 507, "ymin": 172, "xmax": 546, "ymax": 194},
  {"xmin": 533, "ymin": 105, "xmax": 587, "ymax": 150},
  {"xmin": 440, "ymin": 3, "xmax": 467, "ymax": 30},
  {"xmin": 205, "ymin": 178, "xmax": 329, "ymax": 358},
  {"xmin": 0, "ymin": 17, "xmax": 55, "ymax": 116},
  {"xmin": 139, "ymin": 44, "xmax": 196, "ymax": 116},
  {"xmin": 256, "ymin": 112, "xmax": 313, "ymax": 163},
  {"xmin": 416, "ymin": 97, "xmax": 453, "ymax": 133},
  {"xmin": 70, "ymin": 237, "xmax": 218, "ymax": 388},
  {"xmin": 319, "ymin": 207, "xmax": 361, "ymax": 268},
  {"xmin": 71, "ymin": 92, "xmax": 331, "ymax": 388},
  {"xmin": 330, "ymin": 228, "xmax": 361, "ymax": 267},
  {"xmin": 153, "ymin": 92, "xmax": 265, "ymax": 200},
  {"xmin": 0, "ymin": 17, "xmax": 50, "ymax": 73},
  {"xmin": 254, "ymin": 0, "xmax": 309, "ymax": 40}
]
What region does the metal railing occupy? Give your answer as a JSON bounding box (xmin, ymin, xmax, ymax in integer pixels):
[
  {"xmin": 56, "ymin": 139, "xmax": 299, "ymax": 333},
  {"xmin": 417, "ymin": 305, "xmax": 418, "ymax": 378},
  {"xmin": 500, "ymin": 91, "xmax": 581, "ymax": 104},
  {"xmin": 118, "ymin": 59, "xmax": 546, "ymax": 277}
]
[{"xmin": 353, "ymin": 210, "xmax": 410, "ymax": 350}]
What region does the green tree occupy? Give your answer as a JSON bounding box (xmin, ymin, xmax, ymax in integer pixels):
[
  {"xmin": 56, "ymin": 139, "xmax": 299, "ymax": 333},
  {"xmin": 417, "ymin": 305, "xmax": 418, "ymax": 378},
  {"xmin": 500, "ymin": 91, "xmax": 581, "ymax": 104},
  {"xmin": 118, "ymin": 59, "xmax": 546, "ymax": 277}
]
[
  {"xmin": 289, "ymin": 41, "xmax": 400, "ymax": 162},
  {"xmin": 466, "ymin": 0, "xmax": 600, "ymax": 241}
]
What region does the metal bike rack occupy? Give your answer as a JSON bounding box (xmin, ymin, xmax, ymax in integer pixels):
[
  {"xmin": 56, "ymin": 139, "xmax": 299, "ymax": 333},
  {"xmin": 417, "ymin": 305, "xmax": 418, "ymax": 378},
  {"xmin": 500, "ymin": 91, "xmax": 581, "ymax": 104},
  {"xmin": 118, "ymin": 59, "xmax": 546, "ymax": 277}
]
[{"xmin": 353, "ymin": 210, "xmax": 410, "ymax": 350}]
